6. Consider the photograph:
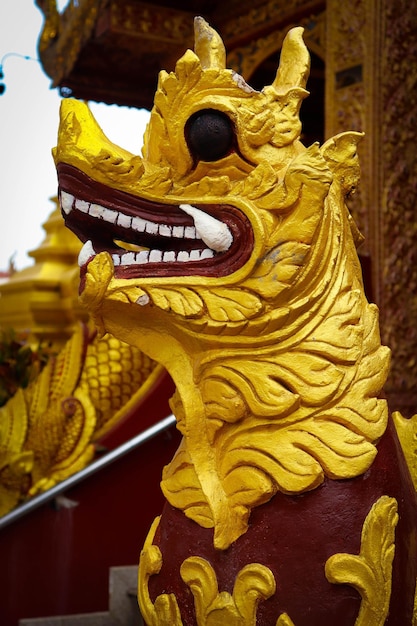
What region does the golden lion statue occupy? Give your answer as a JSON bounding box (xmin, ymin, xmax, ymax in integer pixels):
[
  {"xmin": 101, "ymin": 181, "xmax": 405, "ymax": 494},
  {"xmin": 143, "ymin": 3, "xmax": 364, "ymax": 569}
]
[{"xmin": 54, "ymin": 17, "xmax": 417, "ymax": 626}]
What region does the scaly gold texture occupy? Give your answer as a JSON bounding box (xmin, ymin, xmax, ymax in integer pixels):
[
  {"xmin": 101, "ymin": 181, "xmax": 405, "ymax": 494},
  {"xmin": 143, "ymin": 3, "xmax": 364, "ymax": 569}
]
[
  {"xmin": 54, "ymin": 19, "xmax": 390, "ymax": 550},
  {"xmin": 325, "ymin": 496, "xmax": 398, "ymax": 626},
  {"xmin": 0, "ymin": 323, "xmax": 162, "ymax": 515}
]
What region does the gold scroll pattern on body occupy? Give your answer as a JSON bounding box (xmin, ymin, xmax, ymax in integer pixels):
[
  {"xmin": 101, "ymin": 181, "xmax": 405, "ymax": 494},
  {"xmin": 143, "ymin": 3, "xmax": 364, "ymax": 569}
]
[{"xmin": 138, "ymin": 496, "xmax": 398, "ymax": 626}]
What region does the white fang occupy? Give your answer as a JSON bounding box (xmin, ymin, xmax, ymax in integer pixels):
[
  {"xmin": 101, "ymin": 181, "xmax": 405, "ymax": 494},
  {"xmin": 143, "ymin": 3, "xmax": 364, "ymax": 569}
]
[
  {"xmin": 78, "ymin": 240, "xmax": 96, "ymax": 267},
  {"xmin": 61, "ymin": 191, "xmax": 74, "ymax": 215},
  {"xmin": 179, "ymin": 204, "xmax": 233, "ymax": 252}
]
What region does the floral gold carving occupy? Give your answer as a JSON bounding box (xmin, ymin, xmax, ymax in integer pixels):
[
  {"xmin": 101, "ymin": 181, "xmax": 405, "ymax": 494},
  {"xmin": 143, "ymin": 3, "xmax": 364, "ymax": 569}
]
[
  {"xmin": 138, "ymin": 516, "xmax": 286, "ymax": 626},
  {"xmin": 325, "ymin": 496, "xmax": 398, "ymax": 626},
  {"xmin": 181, "ymin": 557, "xmax": 276, "ymax": 626},
  {"xmin": 139, "ymin": 496, "xmax": 400, "ymax": 626}
]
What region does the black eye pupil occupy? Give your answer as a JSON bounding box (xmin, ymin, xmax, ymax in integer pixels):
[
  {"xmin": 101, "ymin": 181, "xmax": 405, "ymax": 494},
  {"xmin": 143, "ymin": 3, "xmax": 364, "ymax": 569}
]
[{"xmin": 186, "ymin": 109, "xmax": 234, "ymax": 162}]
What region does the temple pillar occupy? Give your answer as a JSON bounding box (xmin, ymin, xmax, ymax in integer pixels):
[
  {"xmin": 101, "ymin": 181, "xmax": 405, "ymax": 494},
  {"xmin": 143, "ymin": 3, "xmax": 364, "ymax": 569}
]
[{"xmin": 326, "ymin": 0, "xmax": 417, "ymax": 414}]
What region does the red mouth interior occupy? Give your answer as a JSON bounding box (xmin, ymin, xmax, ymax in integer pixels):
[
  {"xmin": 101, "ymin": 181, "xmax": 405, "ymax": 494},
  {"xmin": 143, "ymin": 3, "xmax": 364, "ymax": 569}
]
[{"xmin": 57, "ymin": 163, "xmax": 254, "ymax": 279}]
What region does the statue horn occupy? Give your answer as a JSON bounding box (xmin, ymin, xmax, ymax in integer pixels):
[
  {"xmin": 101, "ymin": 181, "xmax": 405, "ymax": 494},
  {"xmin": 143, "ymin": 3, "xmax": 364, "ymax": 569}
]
[
  {"xmin": 271, "ymin": 27, "xmax": 310, "ymax": 94},
  {"xmin": 194, "ymin": 16, "xmax": 226, "ymax": 70}
]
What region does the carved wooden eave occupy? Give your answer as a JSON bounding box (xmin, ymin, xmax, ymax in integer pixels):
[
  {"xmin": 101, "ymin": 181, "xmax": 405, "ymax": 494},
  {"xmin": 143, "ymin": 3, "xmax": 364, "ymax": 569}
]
[{"xmin": 35, "ymin": 0, "xmax": 325, "ymax": 109}]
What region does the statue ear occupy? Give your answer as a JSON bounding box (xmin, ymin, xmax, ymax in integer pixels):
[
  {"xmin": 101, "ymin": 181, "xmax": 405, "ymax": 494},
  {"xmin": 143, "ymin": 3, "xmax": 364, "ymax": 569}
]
[
  {"xmin": 269, "ymin": 27, "xmax": 310, "ymax": 95},
  {"xmin": 194, "ymin": 16, "xmax": 226, "ymax": 70}
]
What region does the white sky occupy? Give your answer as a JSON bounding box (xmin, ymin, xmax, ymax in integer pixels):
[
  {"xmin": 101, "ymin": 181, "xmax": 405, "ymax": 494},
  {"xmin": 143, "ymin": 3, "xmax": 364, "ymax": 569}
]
[{"xmin": 0, "ymin": 0, "xmax": 150, "ymax": 271}]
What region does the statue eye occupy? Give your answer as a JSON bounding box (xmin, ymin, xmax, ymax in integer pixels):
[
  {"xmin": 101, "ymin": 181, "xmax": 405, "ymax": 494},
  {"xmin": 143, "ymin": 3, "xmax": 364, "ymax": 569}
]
[{"xmin": 185, "ymin": 109, "xmax": 235, "ymax": 162}]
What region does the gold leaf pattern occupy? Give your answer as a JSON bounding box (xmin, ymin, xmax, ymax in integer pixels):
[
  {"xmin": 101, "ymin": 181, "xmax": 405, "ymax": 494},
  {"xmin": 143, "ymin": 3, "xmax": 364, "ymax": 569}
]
[
  {"xmin": 138, "ymin": 515, "xmax": 277, "ymax": 626},
  {"xmin": 325, "ymin": 496, "xmax": 398, "ymax": 626},
  {"xmin": 205, "ymin": 349, "xmax": 345, "ymax": 415},
  {"xmin": 299, "ymin": 288, "xmax": 363, "ymax": 364},
  {"xmin": 161, "ymin": 441, "xmax": 214, "ymax": 529},
  {"xmin": 138, "ymin": 516, "xmax": 184, "ymax": 626},
  {"xmin": 243, "ymin": 241, "xmax": 310, "ymax": 299},
  {"xmin": 181, "ymin": 557, "xmax": 276, "ymax": 626},
  {"xmin": 147, "ymin": 286, "xmax": 204, "ymax": 318},
  {"xmin": 203, "ymin": 287, "xmax": 263, "ymax": 322},
  {"xmin": 392, "ymin": 411, "xmax": 417, "ymax": 492}
]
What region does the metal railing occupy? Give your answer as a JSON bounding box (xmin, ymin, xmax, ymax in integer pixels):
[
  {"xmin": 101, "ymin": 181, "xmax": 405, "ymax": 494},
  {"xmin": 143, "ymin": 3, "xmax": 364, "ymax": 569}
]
[{"xmin": 0, "ymin": 413, "xmax": 177, "ymax": 530}]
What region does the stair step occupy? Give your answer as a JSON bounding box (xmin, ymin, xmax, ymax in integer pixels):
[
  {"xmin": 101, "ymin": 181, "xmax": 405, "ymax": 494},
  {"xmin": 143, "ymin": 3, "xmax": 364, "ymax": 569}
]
[
  {"xmin": 20, "ymin": 612, "xmax": 114, "ymax": 626},
  {"xmin": 19, "ymin": 566, "xmax": 143, "ymax": 626}
]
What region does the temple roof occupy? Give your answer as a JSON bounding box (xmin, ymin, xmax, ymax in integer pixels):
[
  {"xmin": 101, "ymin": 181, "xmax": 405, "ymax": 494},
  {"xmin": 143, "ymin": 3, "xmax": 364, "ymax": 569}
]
[{"xmin": 35, "ymin": 0, "xmax": 324, "ymax": 109}]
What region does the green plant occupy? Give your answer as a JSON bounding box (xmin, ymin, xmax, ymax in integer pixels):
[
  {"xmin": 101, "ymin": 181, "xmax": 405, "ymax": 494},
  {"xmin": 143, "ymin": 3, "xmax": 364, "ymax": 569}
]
[{"xmin": 0, "ymin": 329, "xmax": 52, "ymax": 406}]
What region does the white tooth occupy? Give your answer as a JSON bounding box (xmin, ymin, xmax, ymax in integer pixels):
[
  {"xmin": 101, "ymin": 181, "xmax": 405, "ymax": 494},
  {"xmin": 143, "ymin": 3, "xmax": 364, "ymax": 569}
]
[
  {"xmin": 121, "ymin": 252, "xmax": 136, "ymax": 265},
  {"xmin": 145, "ymin": 221, "xmax": 158, "ymax": 235},
  {"xmin": 89, "ymin": 203, "xmax": 102, "ymax": 218},
  {"xmin": 149, "ymin": 249, "xmax": 162, "ymax": 262},
  {"xmin": 78, "ymin": 240, "xmax": 95, "ymax": 267},
  {"xmin": 172, "ymin": 226, "xmax": 185, "ymax": 238},
  {"xmin": 74, "ymin": 198, "xmax": 89, "ymax": 213},
  {"xmin": 117, "ymin": 213, "xmax": 132, "ymax": 228},
  {"xmin": 136, "ymin": 293, "xmax": 150, "ymax": 306},
  {"xmin": 177, "ymin": 251, "xmax": 190, "ymax": 262},
  {"xmin": 163, "ymin": 251, "xmax": 176, "ymax": 262},
  {"xmin": 189, "ymin": 249, "xmax": 201, "ymax": 261},
  {"xmin": 179, "ymin": 204, "xmax": 233, "ymax": 252},
  {"xmin": 83, "ymin": 201, "xmax": 117, "ymax": 222},
  {"xmin": 61, "ymin": 191, "xmax": 74, "ymax": 215},
  {"xmin": 112, "ymin": 254, "xmax": 121, "ymax": 266},
  {"xmin": 102, "ymin": 207, "xmax": 117, "ymax": 224},
  {"xmin": 184, "ymin": 226, "xmax": 197, "ymax": 239},
  {"xmin": 200, "ymin": 249, "xmax": 215, "ymax": 259},
  {"xmin": 159, "ymin": 224, "xmax": 172, "ymax": 237},
  {"xmin": 132, "ymin": 216, "xmax": 146, "ymax": 232},
  {"xmin": 136, "ymin": 250, "xmax": 149, "ymax": 264}
]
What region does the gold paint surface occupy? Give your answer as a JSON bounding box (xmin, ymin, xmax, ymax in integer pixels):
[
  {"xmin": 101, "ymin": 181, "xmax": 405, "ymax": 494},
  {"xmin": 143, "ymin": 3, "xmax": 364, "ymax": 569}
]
[{"xmin": 392, "ymin": 411, "xmax": 417, "ymax": 492}]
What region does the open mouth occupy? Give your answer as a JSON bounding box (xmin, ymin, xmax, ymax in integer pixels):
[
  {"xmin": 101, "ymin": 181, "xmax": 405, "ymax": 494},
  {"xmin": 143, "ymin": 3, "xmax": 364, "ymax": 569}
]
[{"xmin": 58, "ymin": 163, "xmax": 253, "ymax": 279}]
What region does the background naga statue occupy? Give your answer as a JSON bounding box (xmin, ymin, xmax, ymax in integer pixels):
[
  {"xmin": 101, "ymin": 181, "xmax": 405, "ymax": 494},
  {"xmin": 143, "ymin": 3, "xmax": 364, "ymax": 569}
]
[{"xmin": 54, "ymin": 17, "xmax": 417, "ymax": 626}]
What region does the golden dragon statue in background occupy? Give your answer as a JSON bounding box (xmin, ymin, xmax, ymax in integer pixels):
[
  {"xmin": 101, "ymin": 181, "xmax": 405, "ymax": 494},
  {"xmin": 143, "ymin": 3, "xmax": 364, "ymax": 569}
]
[{"xmin": 0, "ymin": 322, "xmax": 162, "ymax": 515}]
